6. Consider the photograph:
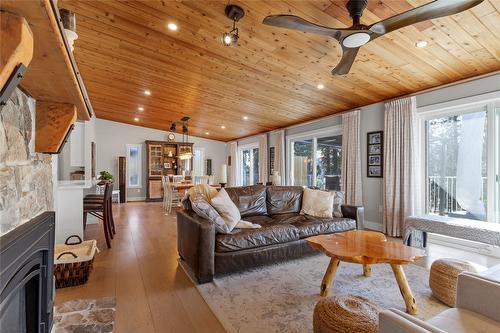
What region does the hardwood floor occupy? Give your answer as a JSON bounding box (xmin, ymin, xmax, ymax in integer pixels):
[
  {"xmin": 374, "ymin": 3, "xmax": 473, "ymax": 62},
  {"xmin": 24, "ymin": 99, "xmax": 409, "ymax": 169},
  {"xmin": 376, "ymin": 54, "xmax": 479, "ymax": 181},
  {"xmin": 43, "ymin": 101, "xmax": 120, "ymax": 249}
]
[
  {"xmin": 56, "ymin": 201, "xmax": 500, "ymax": 333},
  {"xmin": 55, "ymin": 201, "xmax": 225, "ymax": 333}
]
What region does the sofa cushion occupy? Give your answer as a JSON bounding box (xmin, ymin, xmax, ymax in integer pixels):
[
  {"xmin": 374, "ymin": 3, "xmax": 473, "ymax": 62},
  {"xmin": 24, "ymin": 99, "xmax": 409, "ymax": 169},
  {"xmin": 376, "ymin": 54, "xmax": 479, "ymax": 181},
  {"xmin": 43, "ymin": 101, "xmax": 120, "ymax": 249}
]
[
  {"xmin": 266, "ymin": 186, "xmax": 303, "ymax": 215},
  {"xmin": 427, "ymin": 308, "xmax": 500, "ymax": 333},
  {"xmin": 292, "ymin": 216, "xmax": 357, "ymax": 238},
  {"xmin": 225, "ymin": 185, "xmax": 267, "ymax": 217},
  {"xmin": 300, "ymin": 188, "xmax": 335, "ymax": 218},
  {"xmin": 215, "ymin": 223, "xmax": 300, "ymax": 253}
]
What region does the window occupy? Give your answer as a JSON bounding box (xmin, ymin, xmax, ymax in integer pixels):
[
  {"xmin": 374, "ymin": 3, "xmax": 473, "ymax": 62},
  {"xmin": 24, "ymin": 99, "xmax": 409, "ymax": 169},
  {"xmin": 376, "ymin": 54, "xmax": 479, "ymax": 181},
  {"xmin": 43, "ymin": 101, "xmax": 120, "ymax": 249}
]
[
  {"xmin": 193, "ymin": 148, "xmax": 205, "ymax": 176},
  {"xmin": 126, "ymin": 144, "xmax": 142, "ymax": 188},
  {"xmin": 239, "ymin": 144, "xmax": 259, "ymax": 186},
  {"xmin": 419, "ymin": 93, "xmax": 499, "ymax": 223},
  {"xmin": 288, "ymin": 127, "xmax": 342, "ymax": 190}
]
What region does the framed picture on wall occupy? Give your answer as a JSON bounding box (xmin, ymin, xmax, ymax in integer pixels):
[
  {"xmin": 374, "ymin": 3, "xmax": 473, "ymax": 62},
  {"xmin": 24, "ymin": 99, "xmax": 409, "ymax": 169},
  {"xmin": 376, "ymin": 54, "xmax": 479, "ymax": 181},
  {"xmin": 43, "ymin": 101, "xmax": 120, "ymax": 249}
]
[
  {"xmin": 269, "ymin": 147, "xmax": 275, "ymax": 175},
  {"xmin": 367, "ymin": 131, "xmax": 383, "ymax": 178}
]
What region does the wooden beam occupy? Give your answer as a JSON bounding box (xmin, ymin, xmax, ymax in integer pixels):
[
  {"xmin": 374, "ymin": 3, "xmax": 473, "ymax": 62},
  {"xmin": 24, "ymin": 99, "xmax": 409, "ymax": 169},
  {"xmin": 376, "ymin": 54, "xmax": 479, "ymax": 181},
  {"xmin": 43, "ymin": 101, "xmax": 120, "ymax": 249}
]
[
  {"xmin": 0, "ymin": 11, "xmax": 33, "ymax": 90},
  {"xmin": 35, "ymin": 101, "xmax": 77, "ymax": 154},
  {"xmin": 1, "ymin": 0, "xmax": 92, "ymax": 120}
]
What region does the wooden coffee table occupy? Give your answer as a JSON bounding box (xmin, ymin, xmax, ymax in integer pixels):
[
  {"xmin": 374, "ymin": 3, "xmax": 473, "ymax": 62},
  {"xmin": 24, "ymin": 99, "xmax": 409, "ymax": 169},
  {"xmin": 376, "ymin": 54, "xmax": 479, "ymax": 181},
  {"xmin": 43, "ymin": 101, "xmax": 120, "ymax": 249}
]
[{"xmin": 307, "ymin": 230, "xmax": 425, "ymax": 315}]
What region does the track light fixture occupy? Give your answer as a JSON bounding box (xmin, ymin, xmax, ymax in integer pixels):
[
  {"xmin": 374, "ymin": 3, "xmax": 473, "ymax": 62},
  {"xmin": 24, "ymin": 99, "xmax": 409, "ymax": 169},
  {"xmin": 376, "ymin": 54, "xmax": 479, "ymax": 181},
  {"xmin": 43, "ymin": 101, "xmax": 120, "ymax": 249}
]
[
  {"xmin": 170, "ymin": 123, "xmax": 176, "ymax": 131},
  {"xmin": 222, "ymin": 4, "xmax": 245, "ymax": 46}
]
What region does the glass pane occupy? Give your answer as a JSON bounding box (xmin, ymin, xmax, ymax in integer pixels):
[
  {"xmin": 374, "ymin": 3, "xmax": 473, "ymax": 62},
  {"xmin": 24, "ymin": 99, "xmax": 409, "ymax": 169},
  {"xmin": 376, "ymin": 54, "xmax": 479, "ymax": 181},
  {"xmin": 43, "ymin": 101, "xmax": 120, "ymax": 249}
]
[
  {"xmin": 242, "ymin": 149, "xmax": 251, "ymax": 186},
  {"xmin": 129, "ymin": 146, "xmax": 139, "ymax": 186},
  {"xmin": 496, "ymin": 107, "xmax": 500, "ymax": 223},
  {"xmin": 426, "ymin": 107, "xmax": 488, "ymax": 221},
  {"xmin": 293, "ymin": 139, "xmax": 313, "ymax": 187},
  {"xmin": 253, "ymin": 148, "xmax": 259, "ymax": 185},
  {"xmin": 316, "ymin": 135, "xmax": 342, "ymax": 190}
]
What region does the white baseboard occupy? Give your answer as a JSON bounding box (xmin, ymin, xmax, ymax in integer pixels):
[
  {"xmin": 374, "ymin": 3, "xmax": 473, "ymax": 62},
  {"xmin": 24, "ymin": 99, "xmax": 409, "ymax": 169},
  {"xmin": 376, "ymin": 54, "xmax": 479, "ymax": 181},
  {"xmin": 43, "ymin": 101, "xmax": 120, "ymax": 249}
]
[
  {"xmin": 363, "ymin": 220, "xmax": 383, "ymax": 232},
  {"xmin": 428, "ymin": 233, "xmax": 500, "ymax": 259},
  {"xmin": 126, "ymin": 196, "xmax": 146, "ymax": 202}
]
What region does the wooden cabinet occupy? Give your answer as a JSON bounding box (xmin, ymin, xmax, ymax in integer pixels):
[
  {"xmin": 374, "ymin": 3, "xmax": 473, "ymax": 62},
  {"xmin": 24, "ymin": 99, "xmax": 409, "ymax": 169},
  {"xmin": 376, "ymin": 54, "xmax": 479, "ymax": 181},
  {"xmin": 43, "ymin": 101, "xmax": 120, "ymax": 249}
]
[{"xmin": 145, "ymin": 140, "xmax": 194, "ymax": 201}]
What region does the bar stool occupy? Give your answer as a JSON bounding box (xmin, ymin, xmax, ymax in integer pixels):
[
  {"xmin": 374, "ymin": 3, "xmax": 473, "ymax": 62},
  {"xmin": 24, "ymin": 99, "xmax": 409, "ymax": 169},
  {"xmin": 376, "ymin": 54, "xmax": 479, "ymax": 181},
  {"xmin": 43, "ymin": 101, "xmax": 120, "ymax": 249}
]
[{"xmin": 83, "ymin": 182, "xmax": 114, "ymax": 248}]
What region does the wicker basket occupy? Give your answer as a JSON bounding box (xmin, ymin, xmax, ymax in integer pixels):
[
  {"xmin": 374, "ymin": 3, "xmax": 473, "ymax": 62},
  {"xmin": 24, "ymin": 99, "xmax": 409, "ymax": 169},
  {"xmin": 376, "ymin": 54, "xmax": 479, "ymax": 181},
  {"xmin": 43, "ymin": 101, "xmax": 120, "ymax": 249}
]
[{"xmin": 54, "ymin": 235, "xmax": 99, "ymax": 289}]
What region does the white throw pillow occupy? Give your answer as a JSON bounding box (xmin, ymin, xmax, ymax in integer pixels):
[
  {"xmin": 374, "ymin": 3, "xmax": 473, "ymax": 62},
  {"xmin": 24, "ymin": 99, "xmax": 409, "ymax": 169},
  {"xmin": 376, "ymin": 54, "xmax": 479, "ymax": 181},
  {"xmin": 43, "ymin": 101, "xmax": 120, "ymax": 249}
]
[
  {"xmin": 210, "ymin": 188, "xmax": 241, "ymax": 232},
  {"xmin": 300, "ymin": 188, "xmax": 334, "ymax": 218}
]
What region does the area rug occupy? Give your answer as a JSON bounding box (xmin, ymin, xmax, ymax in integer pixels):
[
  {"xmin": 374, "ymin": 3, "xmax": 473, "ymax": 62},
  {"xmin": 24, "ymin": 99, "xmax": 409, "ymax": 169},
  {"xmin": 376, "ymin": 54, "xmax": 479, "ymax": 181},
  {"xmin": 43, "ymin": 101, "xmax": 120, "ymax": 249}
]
[
  {"xmin": 52, "ymin": 297, "xmax": 116, "ymax": 333},
  {"xmin": 196, "ymin": 254, "xmax": 448, "ymax": 333}
]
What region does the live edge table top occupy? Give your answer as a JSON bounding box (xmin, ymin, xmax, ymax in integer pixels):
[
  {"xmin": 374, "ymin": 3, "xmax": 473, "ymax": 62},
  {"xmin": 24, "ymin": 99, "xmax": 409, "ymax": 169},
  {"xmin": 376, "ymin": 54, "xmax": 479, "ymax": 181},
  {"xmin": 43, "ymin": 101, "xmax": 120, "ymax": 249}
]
[{"xmin": 306, "ymin": 230, "xmax": 426, "ymax": 265}]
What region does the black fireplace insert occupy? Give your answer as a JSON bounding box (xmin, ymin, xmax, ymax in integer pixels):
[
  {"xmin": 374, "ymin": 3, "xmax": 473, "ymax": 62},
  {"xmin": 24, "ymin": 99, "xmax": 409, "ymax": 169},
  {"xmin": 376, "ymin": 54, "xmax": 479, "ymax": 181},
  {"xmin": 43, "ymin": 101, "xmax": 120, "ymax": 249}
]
[{"xmin": 0, "ymin": 212, "xmax": 55, "ymax": 333}]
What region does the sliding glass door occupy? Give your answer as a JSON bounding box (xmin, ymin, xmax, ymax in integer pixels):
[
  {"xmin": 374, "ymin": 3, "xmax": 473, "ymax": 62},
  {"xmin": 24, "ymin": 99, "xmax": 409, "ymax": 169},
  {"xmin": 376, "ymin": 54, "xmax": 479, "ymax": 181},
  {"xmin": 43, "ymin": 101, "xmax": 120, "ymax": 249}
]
[
  {"xmin": 422, "ymin": 96, "xmax": 499, "ymax": 223},
  {"xmin": 239, "ymin": 144, "xmax": 259, "ymax": 186},
  {"xmin": 288, "ymin": 127, "xmax": 342, "ymax": 190},
  {"xmin": 496, "ymin": 107, "xmax": 500, "ymax": 223}
]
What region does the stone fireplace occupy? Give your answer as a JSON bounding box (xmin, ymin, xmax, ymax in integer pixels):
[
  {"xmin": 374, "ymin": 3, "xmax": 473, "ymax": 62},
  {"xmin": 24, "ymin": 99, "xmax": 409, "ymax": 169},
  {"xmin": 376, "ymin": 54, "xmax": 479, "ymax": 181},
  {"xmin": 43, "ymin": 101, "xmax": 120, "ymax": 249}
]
[{"xmin": 1, "ymin": 88, "xmax": 56, "ymax": 332}]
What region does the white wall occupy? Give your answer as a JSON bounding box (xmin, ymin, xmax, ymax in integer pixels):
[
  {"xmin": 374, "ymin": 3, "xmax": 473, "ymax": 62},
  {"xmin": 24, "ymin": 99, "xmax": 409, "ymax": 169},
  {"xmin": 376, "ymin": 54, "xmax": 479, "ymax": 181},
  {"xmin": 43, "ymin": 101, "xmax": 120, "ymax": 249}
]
[
  {"xmin": 95, "ymin": 119, "xmax": 227, "ymax": 200},
  {"xmin": 232, "ymin": 73, "xmax": 500, "ymax": 229}
]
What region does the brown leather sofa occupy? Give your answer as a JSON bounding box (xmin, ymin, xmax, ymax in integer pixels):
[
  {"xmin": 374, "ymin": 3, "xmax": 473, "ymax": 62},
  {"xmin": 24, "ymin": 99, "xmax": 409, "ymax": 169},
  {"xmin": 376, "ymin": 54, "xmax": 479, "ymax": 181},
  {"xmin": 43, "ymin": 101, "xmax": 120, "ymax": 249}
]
[{"xmin": 177, "ymin": 185, "xmax": 364, "ymax": 283}]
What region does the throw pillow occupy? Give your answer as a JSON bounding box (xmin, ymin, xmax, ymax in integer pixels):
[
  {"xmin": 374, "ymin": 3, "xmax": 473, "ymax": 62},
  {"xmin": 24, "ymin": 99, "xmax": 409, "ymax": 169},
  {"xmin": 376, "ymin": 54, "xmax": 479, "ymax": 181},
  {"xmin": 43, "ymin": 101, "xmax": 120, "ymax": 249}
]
[
  {"xmin": 191, "ymin": 193, "xmax": 231, "ymax": 233},
  {"xmin": 300, "ymin": 187, "xmax": 334, "ymax": 218},
  {"xmin": 332, "ymin": 191, "xmax": 345, "ymax": 218},
  {"xmin": 187, "ymin": 184, "xmax": 218, "ymax": 203},
  {"xmin": 210, "ymin": 188, "xmax": 241, "ymax": 232}
]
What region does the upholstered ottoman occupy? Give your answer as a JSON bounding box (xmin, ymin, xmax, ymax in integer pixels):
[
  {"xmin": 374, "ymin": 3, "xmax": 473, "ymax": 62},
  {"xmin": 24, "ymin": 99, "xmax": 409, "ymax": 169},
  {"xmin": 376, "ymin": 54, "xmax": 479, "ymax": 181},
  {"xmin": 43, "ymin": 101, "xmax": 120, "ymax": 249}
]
[
  {"xmin": 313, "ymin": 295, "xmax": 380, "ymax": 333},
  {"xmin": 429, "ymin": 258, "xmax": 486, "ymax": 306}
]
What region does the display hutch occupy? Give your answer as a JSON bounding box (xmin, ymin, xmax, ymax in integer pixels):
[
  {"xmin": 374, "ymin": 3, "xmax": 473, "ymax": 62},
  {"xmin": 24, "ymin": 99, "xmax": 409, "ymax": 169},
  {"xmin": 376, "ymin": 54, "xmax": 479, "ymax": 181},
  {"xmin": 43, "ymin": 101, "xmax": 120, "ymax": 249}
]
[{"xmin": 145, "ymin": 140, "xmax": 193, "ymax": 201}]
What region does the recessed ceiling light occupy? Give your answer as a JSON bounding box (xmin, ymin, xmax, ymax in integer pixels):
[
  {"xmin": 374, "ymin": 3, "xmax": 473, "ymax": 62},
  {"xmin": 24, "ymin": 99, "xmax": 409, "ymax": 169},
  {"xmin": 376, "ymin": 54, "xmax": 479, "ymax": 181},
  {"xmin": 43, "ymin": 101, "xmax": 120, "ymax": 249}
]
[
  {"xmin": 205, "ymin": 132, "xmax": 210, "ymax": 135},
  {"xmin": 167, "ymin": 22, "xmax": 178, "ymax": 31},
  {"xmin": 415, "ymin": 40, "xmax": 428, "ymax": 48},
  {"xmin": 317, "ymin": 84, "xmax": 324, "ymax": 90},
  {"xmin": 221, "ymin": 125, "xmax": 226, "ymax": 129},
  {"xmin": 144, "ymin": 90, "xmax": 151, "ymax": 96},
  {"xmin": 243, "ymin": 116, "xmax": 248, "ymax": 120},
  {"xmin": 134, "ymin": 117, "xmax": 139, "ymax": 122},
  {"xmin": 138, "ymin": 107, "xmax": 144, "ymax": 111}
]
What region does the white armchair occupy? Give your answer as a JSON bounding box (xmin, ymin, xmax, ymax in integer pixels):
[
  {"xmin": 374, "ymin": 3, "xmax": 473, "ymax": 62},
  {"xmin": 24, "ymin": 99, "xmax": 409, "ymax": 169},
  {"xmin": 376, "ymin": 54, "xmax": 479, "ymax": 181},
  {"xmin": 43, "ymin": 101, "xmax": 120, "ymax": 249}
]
[{"xmin": 379, "ymin": 264, "xmax": 500, "ymax": 333}]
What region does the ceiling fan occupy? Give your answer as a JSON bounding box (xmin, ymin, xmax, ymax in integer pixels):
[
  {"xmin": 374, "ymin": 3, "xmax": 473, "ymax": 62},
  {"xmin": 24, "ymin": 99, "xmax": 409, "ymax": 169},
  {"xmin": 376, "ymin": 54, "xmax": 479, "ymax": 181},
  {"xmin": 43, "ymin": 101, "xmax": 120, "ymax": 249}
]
[{"xmin": 263, "ymin": 0, "xmax": 484, "ymax": 75}]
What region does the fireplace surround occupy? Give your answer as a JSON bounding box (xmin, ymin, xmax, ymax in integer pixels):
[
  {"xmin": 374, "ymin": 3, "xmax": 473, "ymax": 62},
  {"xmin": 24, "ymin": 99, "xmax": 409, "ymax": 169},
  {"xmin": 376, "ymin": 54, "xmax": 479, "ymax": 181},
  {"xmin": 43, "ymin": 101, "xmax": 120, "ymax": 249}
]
[{"xmin": 0, "ymin": 212, "xmax": 55, "ymax": 333}]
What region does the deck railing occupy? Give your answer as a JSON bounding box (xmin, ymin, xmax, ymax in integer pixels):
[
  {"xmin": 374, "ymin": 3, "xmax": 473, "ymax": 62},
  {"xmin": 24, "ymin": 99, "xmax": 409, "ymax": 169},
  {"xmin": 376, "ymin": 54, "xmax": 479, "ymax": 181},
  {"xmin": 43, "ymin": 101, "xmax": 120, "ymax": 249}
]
[{"xmin": 428, "ymin": 176, "xmax": 487, "ymax": 214}]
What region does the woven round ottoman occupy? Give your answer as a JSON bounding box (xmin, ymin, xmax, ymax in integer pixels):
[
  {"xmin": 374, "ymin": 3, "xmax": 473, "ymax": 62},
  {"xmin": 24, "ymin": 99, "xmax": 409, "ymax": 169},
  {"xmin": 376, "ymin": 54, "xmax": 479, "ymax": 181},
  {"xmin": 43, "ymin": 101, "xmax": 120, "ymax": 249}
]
[
  {"xmin": 429, "ymin": 258, "xmax": 486, "ymax": 306},
  {"xmin": 313, "ymin": 295, "xmax": 380, "ymax": 333}
]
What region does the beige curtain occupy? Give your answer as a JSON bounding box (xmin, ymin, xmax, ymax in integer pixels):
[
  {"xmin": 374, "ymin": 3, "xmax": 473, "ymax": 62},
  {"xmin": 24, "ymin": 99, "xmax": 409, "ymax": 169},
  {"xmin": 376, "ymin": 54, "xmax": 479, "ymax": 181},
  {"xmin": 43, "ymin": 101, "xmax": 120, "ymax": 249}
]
[
  {"xmin": 341, "ymin": 110, "xmax": 363, "ymax": 206},
  {"xmin": 228, "ymin": 141, "xmax": 238, "ymax": 187},
  {"xmin": 383, "ymin": 96, "xmax": 419, "ymax": 237},
  {"xmin": 258, "ymin": 134, "xmax": 268, "ymax": 184},
  {"xmin": 274, "ymin": 130, "xmax": 285, "ymax": 185}
]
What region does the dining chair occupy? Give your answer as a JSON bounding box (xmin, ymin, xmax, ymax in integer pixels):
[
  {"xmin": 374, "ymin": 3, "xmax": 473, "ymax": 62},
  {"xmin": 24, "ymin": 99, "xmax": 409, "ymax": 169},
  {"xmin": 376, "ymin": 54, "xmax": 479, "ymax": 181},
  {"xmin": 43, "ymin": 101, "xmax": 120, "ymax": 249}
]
[
  {"xmin": 194, "ymin": 176, "xmax": 209, "ymax": 185},
  {"xmin": 83, "ymin": 181, "xmax": 114, "ymax": 248},
  {"xmin": 165, "ymin": 177, "xmax": 182, "ymax": 214},
  {"xmin": 161, "ymin": 175, "xmax": 170, "ymax": 210},
  {"xmin": 172, "ymin": 175, "xmax": 184, "ymax": 183}
]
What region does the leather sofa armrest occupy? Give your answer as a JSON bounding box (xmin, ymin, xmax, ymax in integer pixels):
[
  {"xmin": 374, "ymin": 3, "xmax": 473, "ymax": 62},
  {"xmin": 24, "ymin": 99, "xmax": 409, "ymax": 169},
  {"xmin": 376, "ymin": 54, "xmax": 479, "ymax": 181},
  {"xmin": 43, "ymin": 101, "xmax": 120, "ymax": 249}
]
[
  {"xmin": 341, "ymin": 205, "xmax": 364, "ymax": 229},
  {"xmin": 456, "ymin": 270, "xmax": 500, "ymax": 322},
  {"xmin": 176, "ymin": 210, "xmax": 215, "ymax": 283},
  {"xmin": 379, "ymin": 309, "xmax": 446, "ymax": 333}
]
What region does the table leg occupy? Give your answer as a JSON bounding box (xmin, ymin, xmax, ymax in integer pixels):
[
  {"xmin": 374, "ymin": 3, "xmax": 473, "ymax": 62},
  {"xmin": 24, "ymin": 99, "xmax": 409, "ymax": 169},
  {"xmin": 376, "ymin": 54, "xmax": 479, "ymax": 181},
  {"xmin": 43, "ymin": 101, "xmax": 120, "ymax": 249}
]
[
  {"xmin": 321, "ymin": 258, "xmax": 340, "ymax": 297},
  {"xmin": 363, "ymin": 264, "xmax": 371, "ymax": 277},
  {"xmin": 390, "ymin": 264, "xmax": 417, "ymax": 315}
]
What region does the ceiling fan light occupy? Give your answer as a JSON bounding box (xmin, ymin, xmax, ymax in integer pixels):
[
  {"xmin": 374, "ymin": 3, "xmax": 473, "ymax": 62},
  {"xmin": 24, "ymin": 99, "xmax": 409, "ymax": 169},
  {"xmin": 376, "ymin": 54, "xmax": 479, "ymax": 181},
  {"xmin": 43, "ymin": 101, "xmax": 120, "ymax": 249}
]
[{"xmin": 342, "ymin": 32, "xmax": 370, "ymax": 48}]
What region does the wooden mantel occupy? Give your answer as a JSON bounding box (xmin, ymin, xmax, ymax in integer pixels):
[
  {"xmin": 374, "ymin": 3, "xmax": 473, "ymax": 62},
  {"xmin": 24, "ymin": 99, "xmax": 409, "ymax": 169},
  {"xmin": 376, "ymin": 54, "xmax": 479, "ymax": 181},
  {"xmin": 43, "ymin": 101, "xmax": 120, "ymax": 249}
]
[{"xmin": 1, "ymin": 0, "xmax": 94, "ymax": 153}]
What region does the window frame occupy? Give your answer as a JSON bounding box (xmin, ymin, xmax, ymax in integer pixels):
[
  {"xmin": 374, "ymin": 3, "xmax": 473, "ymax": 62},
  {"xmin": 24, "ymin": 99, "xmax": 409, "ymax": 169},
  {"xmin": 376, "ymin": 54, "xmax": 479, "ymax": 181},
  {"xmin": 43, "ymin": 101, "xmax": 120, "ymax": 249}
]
[
  {"xmin": 238, "ymin": 142, "xmax": 259, "ymax": 186},
  {"xmin": 286, "ymin": 125, "xmax": 342, "ymax": 187},
  {"xmin": 126, "ymin": 143, "xmax": 142, "ymax": 188},
  {"xmin": 417, "ymin": 91, "xmax": 500, "ymax": 223}
]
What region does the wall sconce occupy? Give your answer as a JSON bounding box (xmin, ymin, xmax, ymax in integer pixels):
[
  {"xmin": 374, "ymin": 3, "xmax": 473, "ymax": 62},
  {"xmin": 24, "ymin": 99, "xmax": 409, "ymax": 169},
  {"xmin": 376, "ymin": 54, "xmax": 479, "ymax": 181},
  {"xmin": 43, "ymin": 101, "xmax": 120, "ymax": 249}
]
[{"xmin": 222, "ymin": 5, "xmax": 245, "ymax": 46}]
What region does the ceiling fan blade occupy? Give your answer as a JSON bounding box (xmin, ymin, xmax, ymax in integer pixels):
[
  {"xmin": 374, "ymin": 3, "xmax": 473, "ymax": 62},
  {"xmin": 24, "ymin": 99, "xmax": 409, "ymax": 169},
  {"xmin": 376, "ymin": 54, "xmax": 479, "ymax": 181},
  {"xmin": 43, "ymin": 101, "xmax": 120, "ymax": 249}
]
[
  {"xmin": 263, "ymin": 15, "xmax": 341, "ymax": 39},
  {"xmin": 331, "ymin": 47, "xmax": 359, "ymax": 76},
  {"xmin": 369, "ymin": 0, "xmax": 484, "ymax": 36}
]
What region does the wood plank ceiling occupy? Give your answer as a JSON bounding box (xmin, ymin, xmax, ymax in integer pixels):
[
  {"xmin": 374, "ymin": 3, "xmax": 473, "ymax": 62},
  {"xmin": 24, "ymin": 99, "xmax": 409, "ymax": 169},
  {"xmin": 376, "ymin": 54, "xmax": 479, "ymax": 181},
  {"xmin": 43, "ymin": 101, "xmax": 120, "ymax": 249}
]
[{"xmin": 59, "ymin": 0, "xmax": 500, "ymax": 142}]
